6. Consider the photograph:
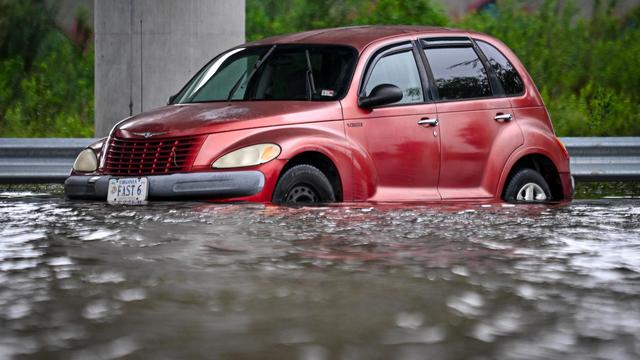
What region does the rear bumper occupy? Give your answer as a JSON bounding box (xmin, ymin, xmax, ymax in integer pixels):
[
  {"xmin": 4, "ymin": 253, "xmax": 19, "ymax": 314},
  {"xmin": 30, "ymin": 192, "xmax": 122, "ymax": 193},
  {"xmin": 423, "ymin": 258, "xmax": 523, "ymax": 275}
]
[
  {"xmin": 64, "ymin": 171, "xmax": 265, "ymax": 200},
  {"xmin": 559, "ymin": 172, "xmax": 574, "ymax": 200}
]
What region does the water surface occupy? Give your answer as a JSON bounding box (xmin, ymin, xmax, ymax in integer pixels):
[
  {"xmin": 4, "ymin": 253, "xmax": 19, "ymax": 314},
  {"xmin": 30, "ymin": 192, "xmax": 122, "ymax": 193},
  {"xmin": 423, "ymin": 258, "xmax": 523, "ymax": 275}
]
[{"xmin": 1, "ymin": 193, "xmax": 639, "ymax": 359}]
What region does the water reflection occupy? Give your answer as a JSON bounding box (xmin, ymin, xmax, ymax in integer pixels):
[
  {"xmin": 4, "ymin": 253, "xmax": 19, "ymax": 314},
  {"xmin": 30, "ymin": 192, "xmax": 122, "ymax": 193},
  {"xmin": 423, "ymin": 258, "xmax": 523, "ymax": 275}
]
[{"xmin": 0, "ymin": 193, "xmax": 639, "ymax": 359}]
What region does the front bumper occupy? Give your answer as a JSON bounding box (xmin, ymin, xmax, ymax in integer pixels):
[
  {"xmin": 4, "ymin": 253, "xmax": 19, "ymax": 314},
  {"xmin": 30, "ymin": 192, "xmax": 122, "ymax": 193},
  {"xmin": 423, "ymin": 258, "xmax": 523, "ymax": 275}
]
[{"xmin": 64, "ymin": 171, "xmax": 265, "ymax": 200}]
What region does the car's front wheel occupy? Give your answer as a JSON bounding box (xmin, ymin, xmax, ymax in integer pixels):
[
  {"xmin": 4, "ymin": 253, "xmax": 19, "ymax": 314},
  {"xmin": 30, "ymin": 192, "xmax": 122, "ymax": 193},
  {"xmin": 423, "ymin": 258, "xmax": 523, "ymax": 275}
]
[
  {"xmin": 503, "ymin": 168, "xmax": 552, "ymax": 203},
  {"xmin": 272, "ymin": 164, "xmax": 335, "ymax": 204}
]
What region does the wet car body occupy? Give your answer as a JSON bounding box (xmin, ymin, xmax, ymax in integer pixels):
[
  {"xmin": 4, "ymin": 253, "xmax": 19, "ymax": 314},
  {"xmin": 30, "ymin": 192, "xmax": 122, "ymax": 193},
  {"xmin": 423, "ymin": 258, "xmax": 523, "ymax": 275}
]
[{"xmin": 65, "ymin": 25, "xmax": 573, "ymax": 204}]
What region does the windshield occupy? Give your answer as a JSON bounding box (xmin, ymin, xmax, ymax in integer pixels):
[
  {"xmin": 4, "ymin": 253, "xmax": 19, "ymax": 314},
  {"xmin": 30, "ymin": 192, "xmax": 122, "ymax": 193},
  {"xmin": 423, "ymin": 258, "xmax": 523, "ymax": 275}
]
[{"xmin": 173, "ymin": 45, "xmax": 357, "ymax": 103}]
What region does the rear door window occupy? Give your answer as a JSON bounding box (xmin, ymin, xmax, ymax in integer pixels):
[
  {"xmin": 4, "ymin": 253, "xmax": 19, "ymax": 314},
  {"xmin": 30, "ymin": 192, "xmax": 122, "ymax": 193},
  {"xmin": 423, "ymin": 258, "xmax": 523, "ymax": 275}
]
[
  {"xmin": 424, "ymin": 47, "xmax": 491, "ymax": 100},
  {"xmin": 476, "ymin": 40, "xmax": 524, "ymax": 95}
]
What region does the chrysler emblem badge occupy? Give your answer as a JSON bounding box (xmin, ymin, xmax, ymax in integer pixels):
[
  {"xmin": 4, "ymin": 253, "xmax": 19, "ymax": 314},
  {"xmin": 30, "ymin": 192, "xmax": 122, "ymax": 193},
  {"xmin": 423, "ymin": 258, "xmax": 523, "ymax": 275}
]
[{"xmin": 132, "ymin": 131, "xmax": 167, "ymax": 138}]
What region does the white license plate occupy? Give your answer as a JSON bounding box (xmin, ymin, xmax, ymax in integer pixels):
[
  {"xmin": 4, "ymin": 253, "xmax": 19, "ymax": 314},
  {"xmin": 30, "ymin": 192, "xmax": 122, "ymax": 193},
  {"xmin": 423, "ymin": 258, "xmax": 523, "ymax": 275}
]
[{"xmin": 107, "ymin": 178, "xmax": 148, "ymax": 205}]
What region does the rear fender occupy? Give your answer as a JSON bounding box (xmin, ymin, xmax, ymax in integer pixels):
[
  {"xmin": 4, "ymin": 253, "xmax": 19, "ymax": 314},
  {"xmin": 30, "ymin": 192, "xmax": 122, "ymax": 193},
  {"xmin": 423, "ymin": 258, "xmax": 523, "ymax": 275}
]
[
  {"xmin": 479, "ymin": 118, "xmax": 524, "ymax": 198},
  {"xmin": 497, "ymin": 139, "xmax": 570, "ymax": 200}
]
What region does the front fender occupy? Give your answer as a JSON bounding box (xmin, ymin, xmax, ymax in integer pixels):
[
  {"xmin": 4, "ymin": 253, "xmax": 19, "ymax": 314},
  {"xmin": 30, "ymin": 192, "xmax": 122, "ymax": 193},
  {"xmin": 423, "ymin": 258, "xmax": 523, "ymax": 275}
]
[{"xmin": 193, "ymin": 121, "xmax": 356, "ymax": 200}]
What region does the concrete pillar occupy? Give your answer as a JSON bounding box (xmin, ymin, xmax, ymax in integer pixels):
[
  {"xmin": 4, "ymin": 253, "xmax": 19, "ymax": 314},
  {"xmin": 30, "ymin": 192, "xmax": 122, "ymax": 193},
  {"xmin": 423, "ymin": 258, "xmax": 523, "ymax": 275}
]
[{"xmin": 94, "ymin": 0, "xmax": 245, "ymax": 137}]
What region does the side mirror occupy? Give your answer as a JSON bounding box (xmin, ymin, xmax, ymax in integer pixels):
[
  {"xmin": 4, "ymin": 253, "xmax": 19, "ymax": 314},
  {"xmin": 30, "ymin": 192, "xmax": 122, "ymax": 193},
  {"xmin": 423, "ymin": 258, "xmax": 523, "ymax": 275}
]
[
  {"xmin": 358, "ymin": 84, "xmax": 403, "ymax": 109},
  {"xmin": 167, "ymin": 93, "xmax": 178, "ymax": 105}
]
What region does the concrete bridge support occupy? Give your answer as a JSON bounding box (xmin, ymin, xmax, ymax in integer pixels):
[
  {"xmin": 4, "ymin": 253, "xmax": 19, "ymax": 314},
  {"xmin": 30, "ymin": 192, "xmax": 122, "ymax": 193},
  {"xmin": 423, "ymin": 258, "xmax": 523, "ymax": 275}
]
[{"xmin": 94, "ymin": 0, "xmax": 245, "ymax": 137}]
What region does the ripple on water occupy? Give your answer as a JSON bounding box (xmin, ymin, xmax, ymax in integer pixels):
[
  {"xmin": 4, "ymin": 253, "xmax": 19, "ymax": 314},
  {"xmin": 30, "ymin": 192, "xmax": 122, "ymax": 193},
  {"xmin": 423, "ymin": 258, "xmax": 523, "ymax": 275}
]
[
  {"xmin": 82, "ymin": 299, "xmax": 121, "ymax": 321},
  {"xmin": 69, "ymin": 337, "xmax": 139, "ymax": 360},
  {"xmin": 83, "ymin": 271, "xmax": 126, "ymax": 284},
  {"xmin": 116, "ymin": 288, "xmax": 146, "ymax": 302},
  {"xmin": 79, "ymin": 229, "xmax": 120, "ymax": 242},
  {"xmin": 447, "ymin": 291, "xmax": 485, "ymax": 318}
]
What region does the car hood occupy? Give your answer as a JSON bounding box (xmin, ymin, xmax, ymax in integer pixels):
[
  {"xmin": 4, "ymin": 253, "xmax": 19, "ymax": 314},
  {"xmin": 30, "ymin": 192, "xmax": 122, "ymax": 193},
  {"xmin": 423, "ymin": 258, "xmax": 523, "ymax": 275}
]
[{"xmin": 114, "ymin": 101, "xmax": 343, "ymax": 139}]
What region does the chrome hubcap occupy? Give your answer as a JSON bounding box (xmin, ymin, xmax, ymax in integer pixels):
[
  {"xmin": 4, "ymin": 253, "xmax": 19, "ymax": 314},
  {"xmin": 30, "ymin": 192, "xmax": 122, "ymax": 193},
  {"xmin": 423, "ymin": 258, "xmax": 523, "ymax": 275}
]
[
  {"xmin": 516, "ymin": 183, "xmax": 547, "ymax": 202},
  {"xmin": 285, "ymin": 185, "xmax": 318, "ymax": 203}
]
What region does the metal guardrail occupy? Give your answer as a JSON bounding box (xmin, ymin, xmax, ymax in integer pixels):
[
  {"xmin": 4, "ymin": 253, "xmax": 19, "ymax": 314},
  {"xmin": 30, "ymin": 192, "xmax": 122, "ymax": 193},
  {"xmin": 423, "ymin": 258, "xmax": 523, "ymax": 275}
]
[
  {"xmin": 0, "ymin": 138, "xmax": 96, "ymax": 184},
  {"xmin": 562, "ymin": 137, "xmax": 640, "ymax": 181},
  {"xmin": 0, "ymin": 137, "xmax": 638, "ymax": 184}
]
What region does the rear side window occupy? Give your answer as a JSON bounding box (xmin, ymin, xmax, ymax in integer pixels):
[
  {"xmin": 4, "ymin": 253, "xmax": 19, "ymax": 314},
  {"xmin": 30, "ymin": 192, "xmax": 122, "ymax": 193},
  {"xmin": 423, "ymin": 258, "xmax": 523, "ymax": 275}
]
[
  {"xmin": 476, "ymin": 40, "xmax": 524, "ymax": 95},
  {"xmin": 365, "ymin": 50, "xmax": 424, "ymax": 104},
  {"xmin": 424, "ymin": 47, "xmax": 491, "ymax": 100}
]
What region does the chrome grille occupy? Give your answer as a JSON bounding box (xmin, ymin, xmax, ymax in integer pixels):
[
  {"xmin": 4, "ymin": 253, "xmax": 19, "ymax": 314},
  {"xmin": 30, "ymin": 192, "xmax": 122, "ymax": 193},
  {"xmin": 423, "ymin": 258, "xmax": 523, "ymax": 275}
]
[{"xmin": 104, "ymin": 135, "xmax": 204, "ymax": 176}]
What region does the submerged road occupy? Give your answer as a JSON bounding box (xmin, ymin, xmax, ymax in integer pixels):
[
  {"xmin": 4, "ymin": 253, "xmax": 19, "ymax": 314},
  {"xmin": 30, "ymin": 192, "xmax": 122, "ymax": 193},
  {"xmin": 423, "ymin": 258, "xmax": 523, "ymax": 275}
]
[{"xmin": 1, "ymin": 192, "xmax": 639, "ymax": 359}]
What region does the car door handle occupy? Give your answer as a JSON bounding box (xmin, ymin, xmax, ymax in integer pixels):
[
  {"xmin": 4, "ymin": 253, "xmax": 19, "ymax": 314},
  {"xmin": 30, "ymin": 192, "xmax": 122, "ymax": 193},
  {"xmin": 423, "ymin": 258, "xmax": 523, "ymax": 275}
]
[
  {"xmin": 417, "ymin": 118, "xmax": 439, "ymax": 127},
  {"xmin": 494, "ymin": 113, "xmax": 513, "ymax": 122}
]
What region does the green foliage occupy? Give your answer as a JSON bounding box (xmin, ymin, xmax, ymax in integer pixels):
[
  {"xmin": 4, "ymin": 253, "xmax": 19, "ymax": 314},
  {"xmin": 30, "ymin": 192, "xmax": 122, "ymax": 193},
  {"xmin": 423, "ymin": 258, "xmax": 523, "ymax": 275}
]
[
  {"xmin": 575, "ymin": 181, "xmax": 640, "ymax": 199},
  {"xmin": 246, "ymin": 0, "xmax": 448, "ymax": 41},
  {"xmin": 353, "ymin": 0, "xmax": 449, "ymax": 26},
  {"xmin": 458, "ymin": 0, "xmax": 640, "ymax": 136},
  {"xmin": 0, "ymin": 0, "xmax": 55, "ymax": 71},
  {"xmin": 0, "ymin": 0, "xmax": 93, "ymax": 137},
  {"xmin": 1, "ymin": 0, "xmax": 639, "ymax": 137}
]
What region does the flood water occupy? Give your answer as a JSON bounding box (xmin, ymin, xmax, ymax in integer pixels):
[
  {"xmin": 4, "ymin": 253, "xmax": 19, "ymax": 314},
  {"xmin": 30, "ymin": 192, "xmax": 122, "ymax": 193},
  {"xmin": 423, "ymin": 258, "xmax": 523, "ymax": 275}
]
[{"xmin": 1, "ymin": 192, "xmax": 639, "ymax": 359}]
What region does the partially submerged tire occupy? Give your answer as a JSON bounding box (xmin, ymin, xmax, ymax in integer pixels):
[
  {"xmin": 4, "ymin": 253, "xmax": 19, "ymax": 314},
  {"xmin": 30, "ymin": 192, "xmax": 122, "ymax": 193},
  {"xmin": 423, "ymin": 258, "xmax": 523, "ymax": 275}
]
[
  {"xmin": 503, "ymin": 169, "xmax": 552, "ymax": 203},
  {"xmin": 272, "ymin": 164, "xmax": 335, "ymax": 204}
]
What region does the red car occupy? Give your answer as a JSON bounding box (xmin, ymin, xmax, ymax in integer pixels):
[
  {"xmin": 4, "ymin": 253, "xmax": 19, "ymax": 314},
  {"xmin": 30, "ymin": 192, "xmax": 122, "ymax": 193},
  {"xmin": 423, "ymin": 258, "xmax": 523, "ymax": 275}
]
[{"xmin": 65, "ymin": 26, "xmax": 573, "ymax": 205}]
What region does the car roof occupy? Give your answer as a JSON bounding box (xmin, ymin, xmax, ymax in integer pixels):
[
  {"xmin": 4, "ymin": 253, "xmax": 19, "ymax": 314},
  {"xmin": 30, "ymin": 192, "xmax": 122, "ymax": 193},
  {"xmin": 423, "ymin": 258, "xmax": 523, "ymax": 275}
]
[{"xmin": 245, "ymin": 25, "xmax": 459, "ymax": 52}]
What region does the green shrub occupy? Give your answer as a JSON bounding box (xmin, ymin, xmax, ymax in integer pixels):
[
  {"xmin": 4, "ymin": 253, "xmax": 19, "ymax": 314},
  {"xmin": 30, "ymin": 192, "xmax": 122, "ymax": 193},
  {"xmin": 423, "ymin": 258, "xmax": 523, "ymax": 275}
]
[
  {"xmin": 1, "ymin": 31, "xmax": 94, "ymax": 137},
  {"xmin": 0, "ymin": 0, "xmax": 93, "ymax": 137},
  {"xmin": 246, "ymin": 0, "xmax": 448, "ymax": 41}
]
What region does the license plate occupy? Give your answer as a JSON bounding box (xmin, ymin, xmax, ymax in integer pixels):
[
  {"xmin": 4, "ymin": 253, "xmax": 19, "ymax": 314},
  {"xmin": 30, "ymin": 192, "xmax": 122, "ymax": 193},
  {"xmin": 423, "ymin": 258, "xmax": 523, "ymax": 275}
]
[{"xmin": 107, "ymin": 178, "xmax": 148, "ymax": 205}]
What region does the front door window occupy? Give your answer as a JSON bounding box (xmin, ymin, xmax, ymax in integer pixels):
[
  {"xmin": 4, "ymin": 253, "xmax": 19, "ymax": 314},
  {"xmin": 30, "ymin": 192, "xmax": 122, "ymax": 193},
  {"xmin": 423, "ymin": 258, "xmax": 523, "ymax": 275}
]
[{"xmin": 365, "ymin": 50, "xmax": 424, "ymax": 104}]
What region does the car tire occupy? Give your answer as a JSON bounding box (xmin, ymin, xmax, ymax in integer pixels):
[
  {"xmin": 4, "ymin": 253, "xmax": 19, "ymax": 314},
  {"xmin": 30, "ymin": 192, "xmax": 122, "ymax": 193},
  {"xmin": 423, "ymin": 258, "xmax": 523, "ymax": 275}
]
[
  {"xmin": 503, "ymin": 168, "xmax": 552, "ymax": 203},
  {"xmin": 272, "ymin": 164, "xmax": 335, "ymax": 204}
]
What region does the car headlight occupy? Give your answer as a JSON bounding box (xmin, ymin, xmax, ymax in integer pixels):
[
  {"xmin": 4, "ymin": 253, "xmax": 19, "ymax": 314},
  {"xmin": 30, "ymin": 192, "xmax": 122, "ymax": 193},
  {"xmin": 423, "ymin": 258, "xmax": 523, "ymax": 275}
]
[
  {"xmin": 212, "ymin": 144, "xmax": 281, "ymax": 169},
  {"xmin": 72, "ymin": 148, "xmax": 98, "ymax": 172}
]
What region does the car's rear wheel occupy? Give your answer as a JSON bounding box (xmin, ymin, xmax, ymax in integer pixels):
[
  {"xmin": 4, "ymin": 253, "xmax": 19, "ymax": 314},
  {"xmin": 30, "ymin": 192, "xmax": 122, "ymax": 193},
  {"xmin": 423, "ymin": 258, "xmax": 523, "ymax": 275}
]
[
  {"xmin": 503, "ymin": 169, "xmax": 552, "ymax": 203},
  {"xmin": 272, "ymin": 164, "xmax": 335, "ymax": 204}
]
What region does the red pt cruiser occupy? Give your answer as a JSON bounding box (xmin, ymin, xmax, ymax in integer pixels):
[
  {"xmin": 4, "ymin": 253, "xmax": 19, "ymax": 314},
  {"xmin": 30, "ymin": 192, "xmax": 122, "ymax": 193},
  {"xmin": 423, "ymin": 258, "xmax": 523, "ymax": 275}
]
[{"xmin": 65, "ymin": 26, "xmax": 573, "ymax": 205}]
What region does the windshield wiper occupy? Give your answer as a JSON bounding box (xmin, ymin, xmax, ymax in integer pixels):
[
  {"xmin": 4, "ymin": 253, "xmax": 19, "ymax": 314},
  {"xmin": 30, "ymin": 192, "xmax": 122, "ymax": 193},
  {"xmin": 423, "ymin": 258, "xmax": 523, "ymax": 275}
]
[
  {"xmin": 227, "ymin": 45, "xmax": 277, "ymax": 102},
  {"xmin": 304, "ymin": 49, "xmax": 316, "ymax": 101}
]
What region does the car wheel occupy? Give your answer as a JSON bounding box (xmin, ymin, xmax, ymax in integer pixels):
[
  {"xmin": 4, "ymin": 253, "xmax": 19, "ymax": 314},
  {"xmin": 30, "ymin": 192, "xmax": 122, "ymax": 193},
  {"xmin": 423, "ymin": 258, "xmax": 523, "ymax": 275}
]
[
  {"xmin": 503, "ymin": 168, "xmax": 552, "ymax": 203},
  {"xmin": 272, "ymin": 164, "xmax": 335, "ymax": 204}
]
